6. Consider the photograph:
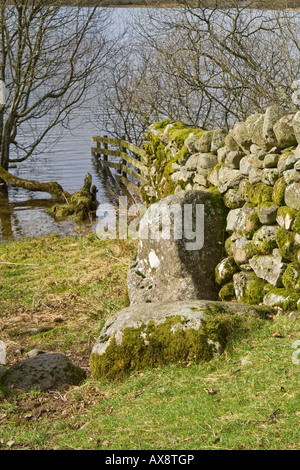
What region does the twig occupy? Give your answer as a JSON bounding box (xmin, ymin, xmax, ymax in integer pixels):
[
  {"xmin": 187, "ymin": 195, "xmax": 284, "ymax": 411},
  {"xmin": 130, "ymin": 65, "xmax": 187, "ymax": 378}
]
[
  {"xmin": 0, "ymin": 261, "xmax": 39, "ymax": 266},
  {"xmin": 131, "ymin": 411, "xmax": 142, "ymax": 450},
  {"xmin": 48, "ymin": 391, "xmax": 67, "ymax": 402},
  {"xmin": 243, "ymin": 408, "xmax": 281, "ymax": 426}
]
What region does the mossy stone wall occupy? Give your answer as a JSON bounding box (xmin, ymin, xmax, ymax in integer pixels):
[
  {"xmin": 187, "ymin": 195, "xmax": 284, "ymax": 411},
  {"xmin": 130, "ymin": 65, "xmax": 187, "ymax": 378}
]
[{"xmin": 141, "ymin": 107, "xmax": 300, "ymax": 312}]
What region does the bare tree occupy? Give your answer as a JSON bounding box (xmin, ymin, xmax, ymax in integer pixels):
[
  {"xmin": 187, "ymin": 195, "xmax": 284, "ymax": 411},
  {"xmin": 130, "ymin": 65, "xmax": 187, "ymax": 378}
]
[
  {"xmin": 99, "ymin": 0, "xmax": 300, "ymax": 143},
  {"xmin": 0, "ymin": 0, "xmax": 113, "ymax": 177}
]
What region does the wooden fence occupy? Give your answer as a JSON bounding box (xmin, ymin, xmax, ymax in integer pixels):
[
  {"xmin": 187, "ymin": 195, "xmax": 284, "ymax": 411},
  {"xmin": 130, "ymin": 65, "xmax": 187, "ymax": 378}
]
[{"xmin": 91, "ymin": 135, "xmax": 148, "ymax": 198}]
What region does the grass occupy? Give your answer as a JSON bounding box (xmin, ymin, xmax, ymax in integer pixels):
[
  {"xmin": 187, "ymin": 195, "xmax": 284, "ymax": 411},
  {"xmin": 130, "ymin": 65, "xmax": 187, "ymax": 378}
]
[{"xmin": 0, "ymin": 233, "xmax": 299, "ymax": 450}]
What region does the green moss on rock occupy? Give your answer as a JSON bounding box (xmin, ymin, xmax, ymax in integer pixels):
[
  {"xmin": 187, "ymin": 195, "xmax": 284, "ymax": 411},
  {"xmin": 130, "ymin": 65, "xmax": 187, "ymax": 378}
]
[
  {"xmin": 272, "ymin": 177, "xmax": 287, "ymax": 206},
  {"xmin": 263, "ymin": 287, "xmax": 300, "ymax": 310},
  {"xmin": 215, "ymin": 257, "xmax": 238, "ymax": 285},
  {"xmin": 248, "ymin": 183, "xmax": 273, "ymax": 206},
  {"xmin": 152, "ymin": 119, "xmax": 173, "ymax": 131},
  {"xmin": 282, "ymin": 262, "xmax": 300, "ymax": 292},
  {"xmin": 90, "ymin": 313, "xmax": 238, "ymax": 381},
  {"xmin": 276, "ymin": 227, "xmax": 299, "ymax": 262},
  {"xmin": 218, "ymin": 282, "xmax": 236, "ymax": 301}
]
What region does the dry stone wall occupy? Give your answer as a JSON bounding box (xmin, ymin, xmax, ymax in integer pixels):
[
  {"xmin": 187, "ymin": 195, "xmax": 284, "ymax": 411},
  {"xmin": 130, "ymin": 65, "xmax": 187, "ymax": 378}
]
[{"xmin": 141, "ymin": 106, "xmax": 300, "ymax": 312}]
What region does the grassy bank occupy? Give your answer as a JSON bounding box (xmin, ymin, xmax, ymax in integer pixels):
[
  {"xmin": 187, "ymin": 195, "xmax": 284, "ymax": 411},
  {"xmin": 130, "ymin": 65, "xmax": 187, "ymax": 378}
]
[{"xmin": 0, "ymin": 233, "xmax": 299, "ymax": 450}]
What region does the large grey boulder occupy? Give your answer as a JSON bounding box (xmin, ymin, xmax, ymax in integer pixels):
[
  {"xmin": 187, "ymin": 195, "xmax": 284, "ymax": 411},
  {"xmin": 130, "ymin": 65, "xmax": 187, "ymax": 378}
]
[
  {"xmin": 90, "ymin": 300, "xmax": 272, "ymax": 380},
  {"xmin": 127, "ymin": 191, "xmax": 227, "ymax": 305},
  {"xmin": 1, "ymin": 353, "xmax": 86, "ymax": 391}
]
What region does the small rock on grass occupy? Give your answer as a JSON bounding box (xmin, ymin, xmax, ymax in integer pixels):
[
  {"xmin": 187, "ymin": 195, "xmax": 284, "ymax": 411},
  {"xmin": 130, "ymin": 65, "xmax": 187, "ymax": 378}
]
[{"xmin": 1, "ymin": 353, "xmax": 86, "ymax": 391}]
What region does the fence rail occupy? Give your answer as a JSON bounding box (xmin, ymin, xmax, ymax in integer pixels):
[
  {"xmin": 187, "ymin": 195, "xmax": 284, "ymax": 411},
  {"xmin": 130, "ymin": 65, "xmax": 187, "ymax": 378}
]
[{"xmin": 91, "ymin": 135, "xmax": 148, "ymax": 198}]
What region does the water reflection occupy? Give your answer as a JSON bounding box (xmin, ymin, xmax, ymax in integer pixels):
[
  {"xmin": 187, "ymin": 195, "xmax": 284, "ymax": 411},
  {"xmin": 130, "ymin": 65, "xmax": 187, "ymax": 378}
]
[{"xmin": 0, "ymin": 149, "xmax": 126, "ymax": 243}]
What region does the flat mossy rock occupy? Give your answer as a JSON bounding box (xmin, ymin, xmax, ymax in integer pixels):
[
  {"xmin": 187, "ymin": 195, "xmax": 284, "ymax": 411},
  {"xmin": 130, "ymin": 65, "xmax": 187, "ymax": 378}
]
[{"xmin": 90, "ymin": 300, "xmax": 272, "ymax": 381}]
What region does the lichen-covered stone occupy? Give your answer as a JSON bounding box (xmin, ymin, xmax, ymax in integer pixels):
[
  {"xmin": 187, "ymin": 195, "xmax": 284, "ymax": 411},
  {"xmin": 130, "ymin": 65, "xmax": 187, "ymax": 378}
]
[
  {"xmin": 239, "ymin": 156, "xmax": 253, "ymax": 175},
  {"xmin": 283, "ymin": 169, "xmax": 300, "ymax": 185},
  {"xmin": 273, "ymin": 114, "xmax": 297, "ymax": 149},
  {"xmin": 292, "ymin": 111, "xmax": 300, "ymax": 145},
  {"xmin": 231, "ymin": 236, "xmax": 255, "ymax": 265},
  {"xmin": 249, "ymin": 154, "xmax": 265, "ymax": 170},
  {"xmin": 263, "ymin": 153, "xmax": 280, "ymax": 169},
  {"xmin": 245, "ymin": 114, "xmax": 265, "ymax": 149},
  {"xmin": 263, "ymin": 288, "xmax": 300, "ymax": 310},
  {"xmin": 276, "ymin": 206, "xmax": 297, "ymax": 230},
  {"xmin": 218, "ymin": 282, "xmax": 236, "ymax": 301},
  {"xmin": 263, "ymin": 105, "xmax": 286, "ymax": 148},
  {"xmin": 225, "ymin": 150, "xmax": 244, "ymax": 169},
  {"xmin": 231, "ymin": 121, "xmax": 252, "ymax": 153},
  {"xmin": 217, "ymin": 167, "xmax": 244, "ymax": 193},
  {"xmin": 278, "ymin": 153, "xmax": 299, "ymax": 173},
  {"xmin": 226, "ymin": 208, "xmax": 241, "ymax": 235},
  {"xmin": 185, "ymin": 154, "xmax": 199, "ymax": 171},
  {"xmin": 235, "ymin": 204, "xmax": 261, "ymax": 239},
  {"xmin": 276, "ymin": 227, "xmax": 300, "ymax": 262},
  {"xmin": 196, "ymin": 153, "xmax": 218, "ymax": 170},
  {"xmin": 282, "ymin": 262, "xmax": 300, "ymax": 292},
  {"xmin": 249, "ymin": 251, "xmax": 287, "ymax": 287},
  {"xmin": 90, "ymin": 300, "xmax": 272, "ymax": 380},
  {"xmin": 215, "ymin": 257, "xmax": 239, "ymax": 285},
  {"xmin": 224, "ymin": 134, "xmax": 241, "ymax": 152},
  {"xmin": 195, "ymin": 131, "xmax": 214, "ymax": 153},
  {"xmin": 211, "ymin": 129, "xmax": 228, "ymax": 153},
  {"xmin": 262, "ymin": 168, "xmax": 280, "ymax": 186},
  {"xmin": 233, "ymin": 271, "xmax": 266, "ymax": 304},
  {"xmin": 272, "ymin": 177, "xmax": 287, "ymax": 206},
  {"xmin": 223, "ymin": 189, "xmax": 244, "ymax": 209},
  {"xmin": 252, "ymin": 225, "xmax": 278, "ymax": 255},
  {"xmin": 285, "ymin": 182, "xmax": 300, "ymax": 210},
  {"xmin": 127, "ymin": 190, "xmax": 227, "ymax": 305},
  {"xmin": 258, "ymin": 204, "xmax": 279, "ymax": 225},
  {"xmin": 249, "ymin": 167, "xmax": 263, "ymax": 184}
]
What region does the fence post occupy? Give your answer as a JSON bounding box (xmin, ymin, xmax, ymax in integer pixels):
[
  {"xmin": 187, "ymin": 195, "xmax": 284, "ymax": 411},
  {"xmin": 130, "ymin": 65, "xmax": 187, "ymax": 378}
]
[
  {"xmin": 96, "ymin": 140, "xmax": 101, "ymax": 158},
  {"xmin": 103, "ymin": 135, "xmax": 108, "ymax": 162},
  {"xmin": 121, "ymin": 135, "xmax": 127, "ymax": 177}
]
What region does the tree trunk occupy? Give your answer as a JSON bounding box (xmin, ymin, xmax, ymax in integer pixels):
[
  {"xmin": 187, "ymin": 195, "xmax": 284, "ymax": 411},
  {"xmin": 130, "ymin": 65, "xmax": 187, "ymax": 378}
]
[
  {"xmin": 0, "ymin": 166, "xmax": 68, "ymax": 202},
  {"xmin": 0, "ymin": 116, "xmax": 13, "ymax": 171}
]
